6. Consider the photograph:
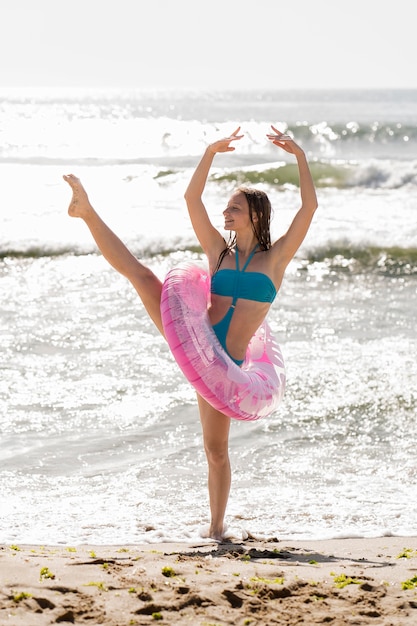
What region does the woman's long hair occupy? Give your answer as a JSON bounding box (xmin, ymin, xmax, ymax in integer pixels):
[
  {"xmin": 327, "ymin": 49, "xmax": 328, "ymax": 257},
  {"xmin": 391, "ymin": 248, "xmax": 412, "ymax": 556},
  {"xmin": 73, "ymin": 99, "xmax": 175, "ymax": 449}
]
[
  {"xmin": 240, "ymin": 186, "xmax": 272, "ymax": 251},
  {"xmin": 213, "ymin": 187, "xmax": 272, "ymax": 273}
]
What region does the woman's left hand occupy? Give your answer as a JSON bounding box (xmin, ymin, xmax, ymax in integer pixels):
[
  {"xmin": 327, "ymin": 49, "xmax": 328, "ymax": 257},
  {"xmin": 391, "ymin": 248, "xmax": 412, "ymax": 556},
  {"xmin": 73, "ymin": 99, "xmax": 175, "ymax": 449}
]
[{"xmin": 266, "ymin": 125, "xmax": 304, "ymax": 156}]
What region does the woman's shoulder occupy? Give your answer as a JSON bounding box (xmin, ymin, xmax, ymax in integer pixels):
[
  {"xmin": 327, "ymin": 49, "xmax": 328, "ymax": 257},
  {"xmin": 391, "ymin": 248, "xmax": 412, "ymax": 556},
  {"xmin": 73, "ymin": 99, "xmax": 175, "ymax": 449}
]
[
  {"xmin": 256, "ymin": 243, "xmax": 281, "ymax": 265},
  {"xmin": 207, "ymin": 239, "xmax": 231, "ymax": 274},
  {"xmin": 268, "ymin": 236, "xmax": 290, "ymax": 264},
  {"xmin": 258, "ymin": 241, "xmax": 290, "ymax": 289}
]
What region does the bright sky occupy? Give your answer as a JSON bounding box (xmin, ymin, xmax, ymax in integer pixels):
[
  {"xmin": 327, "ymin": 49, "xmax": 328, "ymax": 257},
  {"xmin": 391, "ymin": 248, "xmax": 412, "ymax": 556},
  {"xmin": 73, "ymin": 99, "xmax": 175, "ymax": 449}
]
[{"xmin": 2, "ymin": 0, "xmax": 415, "ymax": 90}]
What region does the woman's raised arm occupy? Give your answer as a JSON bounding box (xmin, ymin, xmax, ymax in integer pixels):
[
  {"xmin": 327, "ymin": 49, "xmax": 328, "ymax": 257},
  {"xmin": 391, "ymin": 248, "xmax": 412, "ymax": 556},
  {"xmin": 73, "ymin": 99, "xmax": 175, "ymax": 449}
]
[
  {"xmin": 267, "ymin": 125, "xmax": 318, "ymax": 266},
  {"xmin": 184, "ymin": 127, "xmax": 243, "ymax": 254}
]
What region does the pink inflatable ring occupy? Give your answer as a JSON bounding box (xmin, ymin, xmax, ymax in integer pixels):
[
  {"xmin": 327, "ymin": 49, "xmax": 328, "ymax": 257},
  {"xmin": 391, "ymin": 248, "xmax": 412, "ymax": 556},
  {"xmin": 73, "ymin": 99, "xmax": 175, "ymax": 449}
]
[{"xmin": 160, "ymin": 263, "xmax": 286, "ymax": 421}]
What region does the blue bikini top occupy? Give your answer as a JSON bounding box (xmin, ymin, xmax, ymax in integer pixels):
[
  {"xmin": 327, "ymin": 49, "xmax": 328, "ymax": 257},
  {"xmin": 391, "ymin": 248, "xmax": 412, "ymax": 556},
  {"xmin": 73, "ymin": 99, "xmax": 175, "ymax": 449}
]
[{"xmin": 211, "ymin": 245, "xmax": 277, "ymax": 304}]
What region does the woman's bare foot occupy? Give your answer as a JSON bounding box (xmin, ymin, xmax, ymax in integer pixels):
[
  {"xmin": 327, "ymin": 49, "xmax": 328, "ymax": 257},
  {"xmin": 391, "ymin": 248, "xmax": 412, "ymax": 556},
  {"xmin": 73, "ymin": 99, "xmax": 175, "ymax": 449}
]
[
  {"xmin": 199, "ymin": 524, "xmax": 228, "ymax": 544},
  {"xmin": 211, "ymin": 529, "xmax": 226, "ymax": 543},
  {"xmin": 63, "ymin": 174, "xmax": 94, "ymax": 219}
]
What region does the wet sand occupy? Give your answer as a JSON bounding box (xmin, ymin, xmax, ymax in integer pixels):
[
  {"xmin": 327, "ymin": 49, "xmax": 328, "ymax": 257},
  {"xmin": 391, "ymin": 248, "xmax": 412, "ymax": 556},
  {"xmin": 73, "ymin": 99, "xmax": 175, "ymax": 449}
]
[{"xmin": 1, "ymin": 536, "xmax": 417, "ymax": 625}]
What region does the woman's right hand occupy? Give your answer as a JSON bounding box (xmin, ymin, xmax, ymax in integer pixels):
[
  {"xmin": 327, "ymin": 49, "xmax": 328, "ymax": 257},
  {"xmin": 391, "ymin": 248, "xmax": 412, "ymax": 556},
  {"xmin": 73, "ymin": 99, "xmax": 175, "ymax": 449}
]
[{"xmin": 208, "ymin": 127, "xmax": 244, "ymax": 154}]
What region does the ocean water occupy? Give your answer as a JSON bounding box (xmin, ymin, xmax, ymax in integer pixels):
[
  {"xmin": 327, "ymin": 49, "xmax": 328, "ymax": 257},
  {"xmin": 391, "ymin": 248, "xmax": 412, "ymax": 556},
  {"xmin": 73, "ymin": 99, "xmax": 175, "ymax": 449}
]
[{"xmin": 0, "ymin": 88, "xmax": 416, "ymax": 545}]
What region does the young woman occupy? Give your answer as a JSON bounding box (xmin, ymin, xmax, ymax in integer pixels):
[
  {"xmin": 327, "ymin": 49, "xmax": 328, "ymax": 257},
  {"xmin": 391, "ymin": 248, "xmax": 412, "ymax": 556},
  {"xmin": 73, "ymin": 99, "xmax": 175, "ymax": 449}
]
[{"xmin": 64, "ymin": 125, "xmax": 318, "ymax": 542}]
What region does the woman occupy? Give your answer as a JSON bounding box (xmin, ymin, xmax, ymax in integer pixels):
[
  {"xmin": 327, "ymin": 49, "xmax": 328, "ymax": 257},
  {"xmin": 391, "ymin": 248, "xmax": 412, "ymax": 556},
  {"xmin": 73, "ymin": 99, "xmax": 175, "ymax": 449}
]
[{"xmin": 64, "ymin": 126, "xmax": 318, "ymax": 542}]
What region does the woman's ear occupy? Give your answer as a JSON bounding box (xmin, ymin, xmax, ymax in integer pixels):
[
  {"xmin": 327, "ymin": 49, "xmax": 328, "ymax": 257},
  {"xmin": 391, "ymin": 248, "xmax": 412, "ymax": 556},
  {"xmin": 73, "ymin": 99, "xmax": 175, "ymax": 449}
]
[{"xmin": 252, "ymin": 212, "xmax": 259, "ymax": 222}]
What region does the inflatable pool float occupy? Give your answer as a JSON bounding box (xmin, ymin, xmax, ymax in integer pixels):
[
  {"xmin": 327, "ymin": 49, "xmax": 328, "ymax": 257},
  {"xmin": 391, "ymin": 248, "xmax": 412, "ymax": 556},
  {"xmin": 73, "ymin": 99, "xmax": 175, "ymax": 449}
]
[{"xmin": 160, "ymin": 263, "xmax": 286, "ymax": 421}]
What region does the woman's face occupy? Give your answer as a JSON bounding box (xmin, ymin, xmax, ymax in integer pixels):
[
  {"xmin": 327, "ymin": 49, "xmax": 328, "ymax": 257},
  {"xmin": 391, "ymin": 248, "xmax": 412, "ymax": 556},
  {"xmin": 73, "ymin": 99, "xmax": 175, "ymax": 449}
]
[{"xmin": 223, "ymin": 191, "xmax": 252, "ymax": 232}]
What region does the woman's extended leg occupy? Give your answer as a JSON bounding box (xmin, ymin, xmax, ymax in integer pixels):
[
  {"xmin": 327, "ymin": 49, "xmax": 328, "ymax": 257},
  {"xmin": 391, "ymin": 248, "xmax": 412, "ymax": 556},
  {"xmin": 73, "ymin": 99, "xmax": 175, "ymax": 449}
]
[
  {"xmin": 64, "ymin": 174, "xmax": 164, "ymax": 335},
  {"xmin": 197, "ymin": 394, "xmax": 231, "ymax": 542}
]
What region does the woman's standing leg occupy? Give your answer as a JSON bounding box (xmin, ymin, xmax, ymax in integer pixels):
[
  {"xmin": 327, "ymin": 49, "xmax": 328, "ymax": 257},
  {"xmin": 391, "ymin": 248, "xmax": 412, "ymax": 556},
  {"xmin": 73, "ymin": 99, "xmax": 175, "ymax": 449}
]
[
  {"xmin": 64, "ymin": 174, "xmax": 164, "ymax": 334},
  {"xmin": 197, "ymin": 394, "xmax": 231, "ymax": 542}
]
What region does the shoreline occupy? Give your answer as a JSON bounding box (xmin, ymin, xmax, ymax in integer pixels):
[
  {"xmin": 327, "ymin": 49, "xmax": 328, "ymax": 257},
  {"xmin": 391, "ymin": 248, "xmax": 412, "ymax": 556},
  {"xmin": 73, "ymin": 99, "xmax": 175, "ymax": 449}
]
[{"xmin": 1, "ymin": 536, "xmax": 417, "ymax": 625}]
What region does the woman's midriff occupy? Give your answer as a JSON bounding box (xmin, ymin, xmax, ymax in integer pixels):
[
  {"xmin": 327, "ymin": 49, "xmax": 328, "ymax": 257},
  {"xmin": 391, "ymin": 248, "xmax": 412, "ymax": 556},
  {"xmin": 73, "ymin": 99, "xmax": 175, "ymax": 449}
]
[{"xmin": 209, "ymin": 296, "xmax": 271, "ymax": 363}]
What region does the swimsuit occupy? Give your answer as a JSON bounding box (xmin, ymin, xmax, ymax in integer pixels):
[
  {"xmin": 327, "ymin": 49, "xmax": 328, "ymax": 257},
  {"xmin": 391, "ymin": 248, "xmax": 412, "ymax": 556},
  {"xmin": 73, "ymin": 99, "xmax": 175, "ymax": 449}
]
[{"xmin": 210, "ymin": 245, "xmax": 277, "ymax": 365}]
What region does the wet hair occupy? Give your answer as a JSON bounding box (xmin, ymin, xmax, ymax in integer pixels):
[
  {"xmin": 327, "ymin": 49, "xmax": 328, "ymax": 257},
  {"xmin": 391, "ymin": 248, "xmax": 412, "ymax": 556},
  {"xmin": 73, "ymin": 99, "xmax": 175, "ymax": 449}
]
[
  {"xmin": 239, "ymin": 186, "xmax": 272, "ymax": 251},
  {"xmin": 213, "ymin": 187, "xmax": 273, "ymax": 274}
]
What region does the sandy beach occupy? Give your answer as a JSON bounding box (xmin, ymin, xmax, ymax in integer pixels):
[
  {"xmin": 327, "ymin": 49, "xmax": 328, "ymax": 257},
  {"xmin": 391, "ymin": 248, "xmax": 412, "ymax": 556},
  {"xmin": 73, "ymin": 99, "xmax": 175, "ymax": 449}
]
[{"xmin": 1, "ymin": 536, "xmax": 416, "ymax": 625}]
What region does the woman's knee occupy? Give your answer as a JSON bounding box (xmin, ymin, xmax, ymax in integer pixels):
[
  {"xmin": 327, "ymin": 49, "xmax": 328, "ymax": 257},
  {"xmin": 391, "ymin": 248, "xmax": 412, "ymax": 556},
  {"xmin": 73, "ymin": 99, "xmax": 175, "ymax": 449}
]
[
  {"xmin": 130, "ymin": 266, "xmax": 162, "ymax": 297},
  {"xmin": 203, "ymin": 439, "xmax": 229, "ymax": 468},
  {"xmin": 197, "ymin": 395, "xmax": 231, "ymax": 465},
  {"xmin": 130, "ymin": 268, "xmax": 164, "ymax": 334}
]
